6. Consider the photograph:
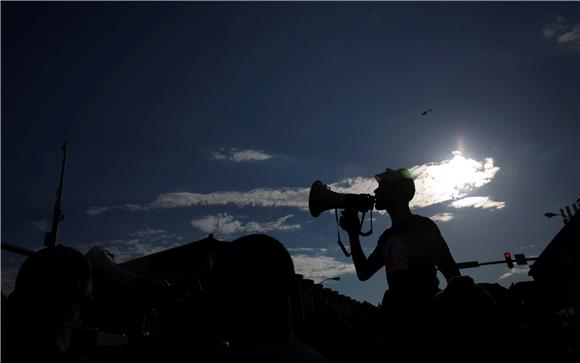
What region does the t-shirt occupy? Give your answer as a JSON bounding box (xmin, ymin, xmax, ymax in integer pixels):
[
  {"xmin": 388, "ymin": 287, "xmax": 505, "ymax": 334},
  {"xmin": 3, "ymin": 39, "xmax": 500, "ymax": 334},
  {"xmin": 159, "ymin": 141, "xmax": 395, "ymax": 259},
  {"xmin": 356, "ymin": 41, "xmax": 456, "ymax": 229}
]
[{"xmin": 374, "ymin": 214, "xmax": 457, "ymax": 296}]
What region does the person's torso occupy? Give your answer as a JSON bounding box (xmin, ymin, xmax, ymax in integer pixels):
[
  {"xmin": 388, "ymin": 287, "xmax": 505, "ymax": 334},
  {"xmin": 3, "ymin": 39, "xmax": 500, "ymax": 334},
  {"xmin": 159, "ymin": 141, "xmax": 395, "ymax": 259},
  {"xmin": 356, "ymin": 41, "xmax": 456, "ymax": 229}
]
[{"xmin": 378, "ymin": 215, "xmax": 440, "ymax": 293}]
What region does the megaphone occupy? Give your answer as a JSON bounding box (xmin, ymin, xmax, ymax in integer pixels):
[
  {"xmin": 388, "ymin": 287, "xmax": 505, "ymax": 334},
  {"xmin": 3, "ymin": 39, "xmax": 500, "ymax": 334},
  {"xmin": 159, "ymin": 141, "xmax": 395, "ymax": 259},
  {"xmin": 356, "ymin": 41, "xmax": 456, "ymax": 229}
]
[
  {"xmin": 309, "ymin": 180, "xmax": 375, "ymax": 257},
  {"xmin": 309, "ymin": 180, "xmax": 375, "ymax": 217}
]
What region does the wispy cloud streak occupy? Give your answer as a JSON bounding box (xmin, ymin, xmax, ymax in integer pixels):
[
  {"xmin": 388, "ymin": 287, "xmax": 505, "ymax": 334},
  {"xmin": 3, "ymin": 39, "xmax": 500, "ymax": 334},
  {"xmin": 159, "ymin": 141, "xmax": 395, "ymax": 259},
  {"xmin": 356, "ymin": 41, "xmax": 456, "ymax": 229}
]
[
  {"xmin": 30, "ymin": 220, "xmax": 48, "ymax": 231},
  {"xmin": 190, "ymin": 213, "xmax": 300, "ymax": 236},
  {"xmin": 87, "ymin": 188, "xmax": 309, "ymax": 216},
  {"xmin": 79, "ymin": 228, "xmax": 182, "ymax": 263},
  {"xmin": 288, "ymin": 247, "xmax": 328, "ymax": 253},
  {"xmin": 449, "ymin": 197, "xmax": 506, "ymax": 210},
  {"xmin": 499, "ymin": 267, "xmax": 530, "ymax": 280},
  {"xmin": 431, "ymin": 213, "xmax": 454, "ymax": 222},
  {"xmin": 129, "ymin": 228, "xmax": 168, "ymax": 238},
  {"xmin": 211, "ymin": 147, "xmax": 273, "ymax": 162}
]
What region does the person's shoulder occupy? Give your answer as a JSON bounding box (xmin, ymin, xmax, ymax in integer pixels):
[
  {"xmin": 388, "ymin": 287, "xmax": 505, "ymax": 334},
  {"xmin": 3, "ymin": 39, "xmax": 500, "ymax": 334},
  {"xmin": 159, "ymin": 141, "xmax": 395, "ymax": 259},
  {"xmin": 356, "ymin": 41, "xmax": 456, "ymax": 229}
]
[
  {"xmin": 377, "ymin": 227, "xmax": 393, "ymax": 246},
  {"xmin": 410, "ymin": 214, "xmax": 434, "ymax": 225},
  {"xmin": 410, "ymin": 214, "xmax": 440, "ymax": 232}
]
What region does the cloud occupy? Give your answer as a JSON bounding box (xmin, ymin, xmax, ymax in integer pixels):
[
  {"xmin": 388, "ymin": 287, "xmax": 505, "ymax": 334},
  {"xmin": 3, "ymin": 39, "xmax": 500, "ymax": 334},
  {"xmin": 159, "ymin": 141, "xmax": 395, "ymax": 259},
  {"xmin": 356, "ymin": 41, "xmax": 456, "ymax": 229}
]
[
  {"xmin": 312, "ymin": 151, "xmax": 502, "ymax": 211},
  {"xmin": 96, "ymin": 239, "xmax": 172, "ymax": 263},
  {"xmin": 409, "ymin": 151, "xmax": 500, "ymax": 208},
  {"xmin": 79, "ymin": 228, "xmax": 182, "ymax": 263},
  {"xmin": 431, "ymin": 212, "xmax": 454, "ymax": 222},
  {"xmin": 558, "ymin": 25, "xmax": 580, "ymax": 44},
  {"xmin": 519, "ymin": 244, "xmax": 536, "ymax": 252},
  {"xmin": 291, "ymin": 253, "xmax": 355, "ymax": 282},
  {"xmin": 2, "ymin": 269, "xmax": 19, "ymax": 296},
  {"xmin": 129, "ymin": 228, "xmax": 168, "ymax": 238},
  {"xmin": 542, "ymin": 17, "xmax": 580, "ymax": 49},
  {"xmin": 542, "ymin": 27, "xmax": 556, "ymax": 39},
  {"xmin": 29, "ymin": 220, "xmax": 48, "ymax": 231},
  {"xmin": 87, "ymin": 151, "xmax": 502, "ymax": 215},
  {"xmin": 449, "ymin": 196, "xmax": 506, "ymax": 210},
  {"xmin": 190, "ymin": 213, "xmax": 300, "ymax": 236},
  {"xmin": 211, "ymin": 147, "xmax": 273, "ymax": 162},
  {"xmin": 86, "ymin": 187, "xmax": 310, "ymax": 216},
  {"xmin": 499, "ymin": 267, "xmax": 530, "ymax": 280},
  {"xmin": 288, "ymin": 247, "xmax": 328, "ymax": 253}
]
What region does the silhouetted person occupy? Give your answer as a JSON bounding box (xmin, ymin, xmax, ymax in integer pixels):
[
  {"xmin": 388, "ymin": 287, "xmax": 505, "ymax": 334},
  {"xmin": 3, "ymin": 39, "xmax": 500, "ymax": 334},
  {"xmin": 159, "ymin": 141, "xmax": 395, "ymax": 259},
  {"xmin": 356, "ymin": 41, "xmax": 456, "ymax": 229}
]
[
  {"xmin": 3, "ymin": 246, "xmax": 93, "ymax": 363},
  {"xmin": 203, "ymin": 234, "xmax": 330, "ymax": 363},
  {"xmin": 340, "ymin": 168, "xmax": 460, "ymax": 316},
  {"xmin": 340, "ymin": 168, "xmax": 460, "ymax": 359}
]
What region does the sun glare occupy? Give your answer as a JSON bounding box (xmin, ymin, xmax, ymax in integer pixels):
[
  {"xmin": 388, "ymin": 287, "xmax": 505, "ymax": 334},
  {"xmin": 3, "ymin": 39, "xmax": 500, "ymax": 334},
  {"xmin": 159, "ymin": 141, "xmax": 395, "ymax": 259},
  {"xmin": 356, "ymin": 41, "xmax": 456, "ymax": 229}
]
[
  {"xmin": 437, "ymin": 151, "xmax": 483, "ymax": 197},
  {"xmin": 410, "ymin": 151, "xmax": 500, "ymax": 208}
]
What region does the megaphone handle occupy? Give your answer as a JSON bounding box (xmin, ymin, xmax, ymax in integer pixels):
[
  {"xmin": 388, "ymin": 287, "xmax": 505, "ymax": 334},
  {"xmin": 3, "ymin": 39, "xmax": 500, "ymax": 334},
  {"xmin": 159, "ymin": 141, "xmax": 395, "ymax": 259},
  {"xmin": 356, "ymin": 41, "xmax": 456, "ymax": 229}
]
[
  {"xmin": 359, "ymin": 210, "xmax": 374, "ymax": 237},
  {"xmin": 337, "ymin": 239, "xmax": 352, "ymax": 257},
  {"xmin": 335, "ymin": 209, "xmax": 352, "ymax": 257}
]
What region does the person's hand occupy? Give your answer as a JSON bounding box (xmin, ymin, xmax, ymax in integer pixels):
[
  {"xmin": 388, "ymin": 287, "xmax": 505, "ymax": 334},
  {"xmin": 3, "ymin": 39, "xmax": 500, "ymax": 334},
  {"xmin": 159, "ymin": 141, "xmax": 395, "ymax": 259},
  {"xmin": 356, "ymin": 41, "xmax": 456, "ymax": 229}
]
[{"xmin": 339, "ymin": 209, "xmax": 360, "ymax": 235}]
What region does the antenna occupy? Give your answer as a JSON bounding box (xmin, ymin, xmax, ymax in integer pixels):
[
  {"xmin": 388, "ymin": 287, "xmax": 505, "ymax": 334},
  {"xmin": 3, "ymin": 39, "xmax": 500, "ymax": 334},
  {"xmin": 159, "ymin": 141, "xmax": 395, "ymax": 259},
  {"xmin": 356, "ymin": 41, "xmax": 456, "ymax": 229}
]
[{"xmin": 215, "ymin": 213, "xmax": 221, "ymax": 236}]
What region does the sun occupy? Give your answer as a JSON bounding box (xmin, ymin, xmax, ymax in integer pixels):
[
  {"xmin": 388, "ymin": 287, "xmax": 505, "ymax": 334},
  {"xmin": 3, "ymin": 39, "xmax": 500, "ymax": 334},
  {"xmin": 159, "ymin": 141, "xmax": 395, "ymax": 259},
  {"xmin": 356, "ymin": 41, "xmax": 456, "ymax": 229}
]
[
  {"xmin": 409, "ymin": 150, "xmax": 500, "ymax": 209},
  {"xmin": 432, "ymin": 151, "xmax": 491, "ymax": 200}
]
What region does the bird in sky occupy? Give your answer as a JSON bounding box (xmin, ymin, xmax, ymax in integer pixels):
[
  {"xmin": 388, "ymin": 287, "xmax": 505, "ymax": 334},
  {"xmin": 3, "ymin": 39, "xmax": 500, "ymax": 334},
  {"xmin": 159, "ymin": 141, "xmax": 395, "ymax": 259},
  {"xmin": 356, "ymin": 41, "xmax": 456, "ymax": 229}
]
[{"xmin": 421, "ymin": 108, "xmax": 432, "ymax": 116}]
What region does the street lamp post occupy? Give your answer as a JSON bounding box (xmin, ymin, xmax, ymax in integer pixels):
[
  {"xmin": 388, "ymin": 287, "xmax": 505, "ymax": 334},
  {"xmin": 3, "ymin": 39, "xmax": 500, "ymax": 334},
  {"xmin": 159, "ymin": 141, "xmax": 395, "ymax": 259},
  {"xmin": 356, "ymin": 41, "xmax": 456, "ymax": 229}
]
[
  {"xmin": 544, "ymin": 212, "xmax": 565, "ymax": 218},
  {"xmin": 545, "ymin": 210, "xmax": 570, "ymax": 224},
  {"xmin": 545, "ymin": 199, "xmax": 580, "ymax": 224}
]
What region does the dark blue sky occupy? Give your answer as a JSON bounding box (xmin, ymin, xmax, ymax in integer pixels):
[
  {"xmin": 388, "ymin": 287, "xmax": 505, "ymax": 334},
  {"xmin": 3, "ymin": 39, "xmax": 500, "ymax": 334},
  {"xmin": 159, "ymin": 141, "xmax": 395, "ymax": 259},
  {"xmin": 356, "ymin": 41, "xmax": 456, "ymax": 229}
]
[{"xmin": 2, "ymin": 2, "xmax": 579, "ymax": 304}]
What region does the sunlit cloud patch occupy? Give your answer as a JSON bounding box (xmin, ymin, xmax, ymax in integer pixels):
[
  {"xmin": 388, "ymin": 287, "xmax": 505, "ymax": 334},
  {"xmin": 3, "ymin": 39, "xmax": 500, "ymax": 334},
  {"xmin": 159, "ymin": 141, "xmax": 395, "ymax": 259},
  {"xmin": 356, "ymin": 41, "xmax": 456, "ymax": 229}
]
[
  {"xmin": 499, "ymin": 267, "xmax": 530, "ymax": 280},
  {"xmin": 410, "ymin": 151, "xmax": 500, "ymax": 208},
  {"xmin": 431, "ymin": 212, "xmax": 454, "ymax": 222},
  {"xmin": 294, "ymin": 150, "xmax": 502, "ymax": 210},
  {"xmin": 190, "ymin": 213, "xmax": 300, "ymax": 236},
  {"xmin": 87, "ymin": 151, "xmax": 503, "ymax": 215},
  {"xmin": 291, "ymin": 253, "xmax": 355, "ymax": 282}
]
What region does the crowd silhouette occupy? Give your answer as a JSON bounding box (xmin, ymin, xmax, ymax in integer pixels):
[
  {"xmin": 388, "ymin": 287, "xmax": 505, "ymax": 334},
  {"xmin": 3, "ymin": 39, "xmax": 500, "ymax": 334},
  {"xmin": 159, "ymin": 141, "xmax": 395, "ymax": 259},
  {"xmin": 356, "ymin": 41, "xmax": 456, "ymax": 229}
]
[
  {"xmin": 1, "ymin": 168, "xmax": 579, "ymax": 362},
  {"xmin": 2, "ymin": 233, "xmax": 579, "ymax": 362},
  {"xmin": 3, "ymin": 246, "xmax": 93, "ymax": 363}
]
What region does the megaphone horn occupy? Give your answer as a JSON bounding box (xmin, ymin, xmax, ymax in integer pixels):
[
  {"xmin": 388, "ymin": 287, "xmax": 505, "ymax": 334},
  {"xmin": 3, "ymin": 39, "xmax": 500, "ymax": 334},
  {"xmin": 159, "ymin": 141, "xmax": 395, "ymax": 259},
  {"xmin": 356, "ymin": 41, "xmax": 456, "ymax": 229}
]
[{"xmin": 308, "ymin": 180, "xmax": 374, "ymax": 218}]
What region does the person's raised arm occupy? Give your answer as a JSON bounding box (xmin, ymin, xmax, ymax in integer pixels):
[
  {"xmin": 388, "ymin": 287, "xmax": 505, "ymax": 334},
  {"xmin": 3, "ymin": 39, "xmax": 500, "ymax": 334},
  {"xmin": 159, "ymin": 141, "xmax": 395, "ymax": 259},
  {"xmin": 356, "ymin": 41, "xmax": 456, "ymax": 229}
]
[
  {"xmin": 340, "ymin": 209, "xmax": 384, "ymax": 281},
  {"xmin": 427, "ymin": 220, "xmax": 460, "ymax": 281}
]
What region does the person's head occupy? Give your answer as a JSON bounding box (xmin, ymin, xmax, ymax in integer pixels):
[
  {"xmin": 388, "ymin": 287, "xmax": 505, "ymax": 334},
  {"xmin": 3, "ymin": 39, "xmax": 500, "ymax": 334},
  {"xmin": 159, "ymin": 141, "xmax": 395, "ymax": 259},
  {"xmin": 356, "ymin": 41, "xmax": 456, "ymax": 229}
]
[
  {"xmin": 373, "ymin": 168, "xmax": 415, "ymax": 211},
  {"xmin": 208, "ymin": 234, "xmax": 296, "ymax": 340},
  {"xmin": 11, "ymin": 245, "xmax": 92, "ymax": 352}
]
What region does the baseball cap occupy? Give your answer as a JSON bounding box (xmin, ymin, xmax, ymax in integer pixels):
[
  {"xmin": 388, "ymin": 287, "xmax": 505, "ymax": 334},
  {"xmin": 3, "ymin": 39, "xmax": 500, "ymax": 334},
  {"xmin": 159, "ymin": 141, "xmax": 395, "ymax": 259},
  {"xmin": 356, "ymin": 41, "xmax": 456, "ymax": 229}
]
[{"xmin": 374, "ymin": 168, "xmax": 414, "ymax": 184}]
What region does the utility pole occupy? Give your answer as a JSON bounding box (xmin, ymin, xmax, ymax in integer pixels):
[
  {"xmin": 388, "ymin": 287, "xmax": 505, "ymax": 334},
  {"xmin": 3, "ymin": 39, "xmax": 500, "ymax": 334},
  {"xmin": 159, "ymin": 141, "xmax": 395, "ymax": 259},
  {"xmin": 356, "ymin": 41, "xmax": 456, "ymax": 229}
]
[{"xmin": 44, "ymin": 141, "xmax": 68, "ymax": 248}]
